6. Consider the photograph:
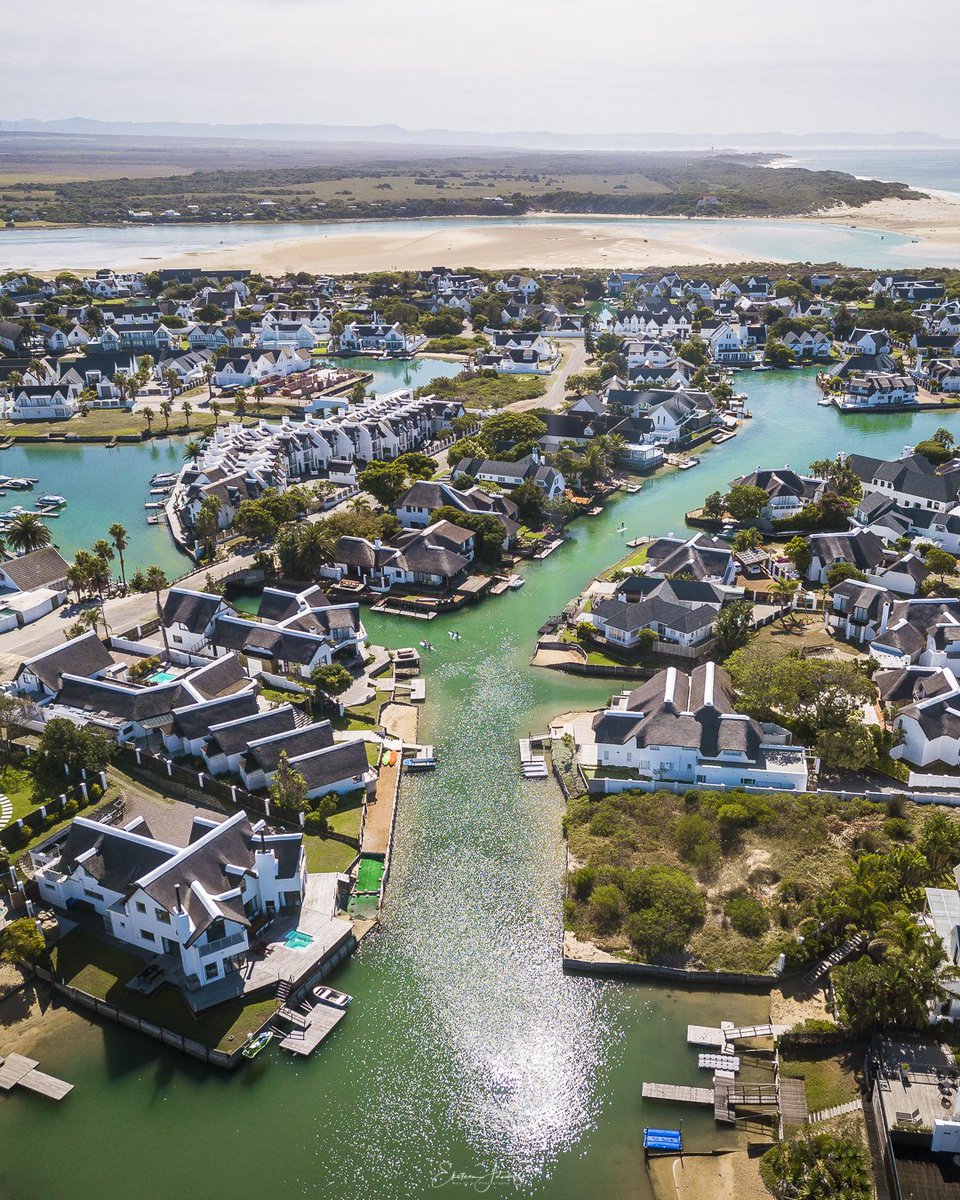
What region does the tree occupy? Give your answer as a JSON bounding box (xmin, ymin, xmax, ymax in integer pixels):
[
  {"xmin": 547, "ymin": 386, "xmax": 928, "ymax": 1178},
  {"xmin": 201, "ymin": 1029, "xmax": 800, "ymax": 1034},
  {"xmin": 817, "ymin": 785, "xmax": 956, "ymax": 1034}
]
[
  {"xmin": 358, "ymin": 461, "xmax": 409, "ymax": 508},
  {"xmin": 771, "ymin": 576, "xmax": 800, "ymax": 616},
  {"xmin": 763, "ymin": 337, "xmax": 793, "ymax": 368},
  {"xmin": 142, "ymin": 565, "xmax": 169, "ymax": 621},
  {"xmin": 702, "ymin": 491, "xmax": 726, "ymax": 520},
  {"xmin": 479, "ymin": 410, "xmax": 547, "ymax": 451},
  {"xmin": 5, "ymin": 512, "xmax": 51, "ymax": 553},
  {"xmin": 833, "ymin": 929, "xmax": 949, "ymax": 1035},
  {"xmin": 270, "ymin": 751, "xmax": 308, "ymax": 814},
  {"xmin": 210, "ymin": 400, "xmax": 222, "ymax": 427},
  {"xmin": 108, "ymin": 523, "xmax": 129, "ymax": 587},
  {"xmin": 394, "ymin": 451, "xmax": 437, "ymax": 481},
  {"xmin": 430, "ymin": 506, "xmax": 505, "ymax": 560},
  {"xmin": 0, "ymin": 692, "xmax": 34, "ymax": 750},
  {"xmin": 713, "ymin": 599, "xmax": 754, "ymax": 658},
  {"xmin": 158, "ymin": 399, "xmax": 173, "ymax": 432},
  {"xmin": 311, "ymin": 662, "xmax": 353, "ymax": 699},
  {"xmin": 181, "ymin": 399, "xmax": 193, "ymax": 428},
  {"xmin": 0, "ymin": 918, "xmax": 45, "ymax": 966},
  {"xmin": 784, "ymin": 534, "xmax": 811, "ymax": 577},
  {"xmin": 808, "ymin": 455, "xmax": 861, "ymax": 499},
  {"xmin": 34, "ymin": 717, "xmax": 114, "ymax": 793},
  {"xmin": 816, "ymin": 722, "xmax": 877, "ymax": 770},
  {"xmin": 724, "ymin": 484, "xmax": 768, "ymax": 522},
  {"xmin": 916, "ymin": 438, "xmax": 955, "ymax": 465},
  {"xmin": 232, "ymin": 499, "xmax": 277, "ymax": 542},
  {"xmin": 731, "ymin": 527, "xmax": 762, "ymax": 552},
  {"xmin": 725, "ymin": 896, "xmax": 769, "ymax": 937},
  {"xmin": 233, "ymin": 388, "xmax": 248, "ymax": 417},
  {"xmin": 252, "ymin": 384, "xmax": 266, "ymax": 414},
  {"xmin": 194, "ymin": 496, "xmax": 222, "ymax": 558},
  {"xmin": 183, "ymin": 439, "xmax": 202, "ymax": 462},
  {"xmin": 825, "ymin": 562, "xmax": 867, "ymax": 588},
  {"xmin": 924, "ymin": 545, "xmax": 957, "ymax": 582},
  {"xmin": 511, "ymin": 479, "xmax": 546, "ymax": 527},
  {"xmin": 919, "ymin": 811, "xmax": 960, "ymax": 873},
  {"xmin": 761, "ymin": 1133, "xmax": 871, "ymax": 1200}
]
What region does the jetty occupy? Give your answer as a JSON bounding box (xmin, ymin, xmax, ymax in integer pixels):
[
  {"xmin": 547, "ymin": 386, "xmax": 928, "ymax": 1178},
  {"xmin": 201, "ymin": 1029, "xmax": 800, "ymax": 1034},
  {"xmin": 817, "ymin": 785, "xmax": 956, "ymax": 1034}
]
[
  {"xmin": 519, "ymin": 735, "xmax": 549, "ymax": 778},
  {"xmin": 0, "ymin": 1053, "xmax": 73, "ymax": 1101},
  {"xmin": 278, "ymin": 1002, "xmax": 347, "ymax": 1056},
  {"xmin": 641, "ymin": 1082, "xmax": 714, "ymax": 1107}
]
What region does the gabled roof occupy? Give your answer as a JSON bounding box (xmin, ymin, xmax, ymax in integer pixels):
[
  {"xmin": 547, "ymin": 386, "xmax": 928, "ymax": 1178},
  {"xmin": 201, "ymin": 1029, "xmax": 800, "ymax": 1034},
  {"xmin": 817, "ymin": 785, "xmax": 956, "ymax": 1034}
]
[
  {"xmin": 0, "ymin": 546, "xmax": 70, "ymax": 592},
  {"xmin": 162, "ymin": 587, "xmax": 225, "ymax": 634},
  {"xmin": 18, "ymin": 631, "xmax": 114, "ymax": 693}
]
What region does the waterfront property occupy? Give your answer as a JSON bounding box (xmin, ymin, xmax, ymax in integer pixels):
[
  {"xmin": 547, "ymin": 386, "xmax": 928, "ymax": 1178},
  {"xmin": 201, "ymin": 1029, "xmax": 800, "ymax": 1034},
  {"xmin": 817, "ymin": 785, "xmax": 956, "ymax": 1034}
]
[
  {"xmin": 34, "ymin": 808, "xmax": 317, "ymax": 998},
  {"xmin": 567, "ymin": 662, "xmax": 810, "ymax": 794}
]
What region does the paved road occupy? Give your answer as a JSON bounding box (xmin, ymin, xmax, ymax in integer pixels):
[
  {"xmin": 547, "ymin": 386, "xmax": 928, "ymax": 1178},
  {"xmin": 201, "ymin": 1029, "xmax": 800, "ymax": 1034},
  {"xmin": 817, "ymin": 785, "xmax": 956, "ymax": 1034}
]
[{"xmin": 512, "ymin": 340, "xmax": 590, "ymax": 413}]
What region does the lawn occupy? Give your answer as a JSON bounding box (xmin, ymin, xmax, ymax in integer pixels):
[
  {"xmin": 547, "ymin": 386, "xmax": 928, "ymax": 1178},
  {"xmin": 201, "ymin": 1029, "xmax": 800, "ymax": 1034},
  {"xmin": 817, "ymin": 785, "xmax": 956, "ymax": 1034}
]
[
  {"xmin": 50, "ymin": 926, "xmax": 278, "ymax": 1052},
  {"xmin": 303, "ymin": 835, "xmax": 356, "ymax": 874},
  {"xmin": 331, "ymin": 695, "xmax": 382, "ymax": 732},
  {"xmin": 0, "ymin": 761, "xmax": 42, "ymax": 825},
  {"xmin": 779, "ymin": 1047, "xmax": 863, "ymax": 1114},
  {"xmin": 600, "ymin": 543, "xmax": 649, "ymax": 580},
  {"xmin": 0, "ymin": 406, "xmax": 288, "ymax": 443},
  {"xmin": 327, "ymin": 791, "xmax": 364, "ymax": 840},
  {"xmin": 429, "ymin": 373, "xmax": 546, "ymax": 411}
]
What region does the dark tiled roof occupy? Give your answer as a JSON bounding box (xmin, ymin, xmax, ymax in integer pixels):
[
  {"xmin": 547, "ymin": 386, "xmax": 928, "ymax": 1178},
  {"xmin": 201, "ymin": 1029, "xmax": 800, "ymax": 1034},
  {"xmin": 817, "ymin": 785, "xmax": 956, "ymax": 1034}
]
[
  {"xmin": 19, "ymin": 631, "xmax": 114, "ymax": 694},
  {"xmin": 1, "ymin": 546, "xmax": 70, "ymax": 592}
]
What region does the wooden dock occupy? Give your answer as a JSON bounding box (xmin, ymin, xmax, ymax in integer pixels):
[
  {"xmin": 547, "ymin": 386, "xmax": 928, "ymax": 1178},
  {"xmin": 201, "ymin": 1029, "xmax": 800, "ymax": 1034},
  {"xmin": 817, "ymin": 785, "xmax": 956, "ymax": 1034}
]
[
  {"xmin": 0, "ymin": 1054, "xmax": 73, "ymax": 1101},
  {"xmin": 641, "ymin": 1082, "xmax": 714, "ymax": 1107},
  {"xmin": 278, "ymin": 1003, "xmax": 347, "ymax": 1056},
  {"xmin": 698, "ymin": 1053, "xmax": 740, "ymax": 1072}
]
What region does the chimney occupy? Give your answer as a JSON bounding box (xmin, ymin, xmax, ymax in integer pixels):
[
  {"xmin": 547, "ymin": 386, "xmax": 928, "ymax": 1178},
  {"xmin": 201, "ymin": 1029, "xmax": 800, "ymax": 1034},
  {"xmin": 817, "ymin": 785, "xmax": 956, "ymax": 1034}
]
[{"xmin": 174, "ymin": 883, "xmax": 182, "ymax": 913}]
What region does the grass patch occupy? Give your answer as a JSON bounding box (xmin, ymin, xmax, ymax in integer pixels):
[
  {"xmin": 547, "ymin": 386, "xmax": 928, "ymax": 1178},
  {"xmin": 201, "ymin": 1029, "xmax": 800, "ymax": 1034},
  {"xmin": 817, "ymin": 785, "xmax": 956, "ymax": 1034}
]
[
  {"xmin": 49, "ymin": 926, "xmax": 277, "ymax": 1052},
  {"xmin": 303, "ymin": 835, "xmax": 356, "ymax": 874},
  {"xmin": 600, "ymin": 543, "xmax": 648, "ymax": 580},
  {"xmin": 779, "ymin": 1047, "xmax": 862, "ymax": 1113},
  {"xmin": 0, "ymin": 407, "xmax": 288, "ymax": 443},
  {"xmin": 327, "ymin": 791, "xmax": 364, "ymax": 840},
  {"xmin": 427, "ymin": 372, "xmax": 546, "ymax": 411},
  {"xmin": 423, "ymin": 336, "xmax": 485, "ymax": 354},
  {"xmin": 0, "ymin": 762, "xmax": 42, "ymax": 825}
]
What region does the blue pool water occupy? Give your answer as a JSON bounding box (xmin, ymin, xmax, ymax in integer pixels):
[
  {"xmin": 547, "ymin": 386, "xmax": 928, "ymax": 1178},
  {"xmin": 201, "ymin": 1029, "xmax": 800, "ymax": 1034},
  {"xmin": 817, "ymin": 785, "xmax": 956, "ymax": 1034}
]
[
  {"xmin": 283, "ymin": 930, "xmax": 314, "ymax": 950},
  {"xmin": 147, "ymin": 670, "xmax": 178, "ymax": 684}
]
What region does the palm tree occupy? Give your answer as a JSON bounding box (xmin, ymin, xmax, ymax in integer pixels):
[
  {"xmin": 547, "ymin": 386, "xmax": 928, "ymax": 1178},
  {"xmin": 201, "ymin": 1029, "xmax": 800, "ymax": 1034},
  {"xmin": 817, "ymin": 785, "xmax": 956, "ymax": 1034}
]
[
  {"xmin": 210, "ymin": 400, "xmax": 222, "ymax": 427},
  {"xmin": 141, "ymin": 408, "xmax": 154, "ymax": 435},
  {"xmin": 771, "ymin": 576, "xmax": 800, "ymax": 616},
  {"xmin": 252, "ymin": 384, "xmax": 265, "ymax": 415},
  {"xmin": 234, "ymin": 388, "xmax": 247, "ymax": 417},
  {"xmin": 5, "ymin": 512, "xmax": 51, "ymax": 554},
  {"xmin": 109, "ymin": 522, "xmax": 129, "ymax": 587},
  {"xmin": 202, "ymin": 363, "xmax": 215, "ymax": 399},
  {"xmin": 181, "ymin": 399, "xmax": 193, "ymax": 429},
  {"xmin": 159, "ymin": 400, "xmax": 173, "ymax": 432},
  {"xmin": 112, "ymin": 370, "xmax": 131, "ymax": 404},
  {"xmin": 164, "ymin": 369, "xmax": 180, "ymax": 399},
  {"xmin": 144, "ymin": 565, "xmax": 170, "ymax": 653},
  {"xmin": 183, "ymin": 439, "xmax": 203, "ymax": 462}
]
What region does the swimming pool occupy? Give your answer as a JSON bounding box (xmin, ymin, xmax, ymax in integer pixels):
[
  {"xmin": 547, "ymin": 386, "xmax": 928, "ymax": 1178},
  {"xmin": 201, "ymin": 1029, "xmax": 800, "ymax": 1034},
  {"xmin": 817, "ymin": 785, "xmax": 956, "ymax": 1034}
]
[
  {"xmin": 147, "ymin": 670, "xmax": 178, "ymax": 684},
  {"xmin": 283, "ymin": 930, "xmax": 314, "ymax": 950}
]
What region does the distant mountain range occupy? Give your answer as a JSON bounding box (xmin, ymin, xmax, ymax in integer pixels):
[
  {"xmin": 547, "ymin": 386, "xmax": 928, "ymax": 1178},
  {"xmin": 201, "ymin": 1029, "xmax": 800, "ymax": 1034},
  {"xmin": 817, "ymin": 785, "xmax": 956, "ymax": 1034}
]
[{"xmin": 2, "ymin": 117, "xmax": 959, "ymax": 153}]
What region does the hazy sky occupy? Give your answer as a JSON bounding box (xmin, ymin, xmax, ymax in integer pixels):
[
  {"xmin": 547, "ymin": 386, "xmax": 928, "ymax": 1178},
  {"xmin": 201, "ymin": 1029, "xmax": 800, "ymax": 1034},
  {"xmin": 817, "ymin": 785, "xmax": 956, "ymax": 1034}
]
[{"xmin": 2, "ymin": 0, "xmax": 956, "ymax": 136}]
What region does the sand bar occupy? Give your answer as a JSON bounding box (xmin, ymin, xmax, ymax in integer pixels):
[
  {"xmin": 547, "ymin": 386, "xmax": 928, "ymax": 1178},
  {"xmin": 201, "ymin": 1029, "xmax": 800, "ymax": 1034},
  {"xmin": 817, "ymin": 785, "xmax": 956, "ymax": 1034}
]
[{"xmin": 145, "ymin": 194, "xmax": 960, "ymax": 274}]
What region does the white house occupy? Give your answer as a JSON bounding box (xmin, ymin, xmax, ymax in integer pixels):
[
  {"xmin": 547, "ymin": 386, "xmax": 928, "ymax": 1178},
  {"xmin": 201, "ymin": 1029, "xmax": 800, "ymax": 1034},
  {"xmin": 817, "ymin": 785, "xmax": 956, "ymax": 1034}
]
[
  {"xmin": 35, "ymin": 810, "xmax": 307, "ymax": 990},
  {"xmin": 574, "ymin": 662, "xmax": 809, "ymax": 793}
]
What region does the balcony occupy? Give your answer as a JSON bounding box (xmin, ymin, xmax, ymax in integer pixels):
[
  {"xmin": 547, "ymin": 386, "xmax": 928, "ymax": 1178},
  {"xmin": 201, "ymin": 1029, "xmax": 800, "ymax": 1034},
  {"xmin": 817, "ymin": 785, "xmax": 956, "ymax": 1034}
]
[{"xmin": 199, "ymin": 931, "xmax": 247, "ymax": 958}]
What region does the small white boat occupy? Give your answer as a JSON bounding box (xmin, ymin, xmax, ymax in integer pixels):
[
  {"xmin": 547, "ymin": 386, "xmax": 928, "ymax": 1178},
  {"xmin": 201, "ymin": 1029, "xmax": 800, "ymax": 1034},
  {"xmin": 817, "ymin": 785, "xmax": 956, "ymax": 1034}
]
[
  {"xmin": 624, "ymin": 482, "xmax": 642, "ymax": 494},
  {"xmin": 37, "ymin": 494, "xmax": 67, "ymax": 507},
  {"xmin": 150, "ymin": 471, "xmax": 178, "ymax": 485},
  {"xmin": 817, "ymin": 395, "xmax": 834, "ymax": 407},
  {"xmin": 312, "ymin": 985, "xmax": 352, "ymax": 1009},
  {"xmin": 507, "ymin": 574, "xmax": 525, "ymax": 589}
]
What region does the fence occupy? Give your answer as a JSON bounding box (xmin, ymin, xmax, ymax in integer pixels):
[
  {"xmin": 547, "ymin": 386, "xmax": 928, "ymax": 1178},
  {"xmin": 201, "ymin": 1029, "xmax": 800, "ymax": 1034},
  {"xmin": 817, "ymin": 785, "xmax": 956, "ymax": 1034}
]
[
  {"xmin": 0, "ymin": 768, "xmax": 108, "ymax": 854},
  {"xmin": 562, "ymin": 953, "xmax": 777, "ymax": 991}
]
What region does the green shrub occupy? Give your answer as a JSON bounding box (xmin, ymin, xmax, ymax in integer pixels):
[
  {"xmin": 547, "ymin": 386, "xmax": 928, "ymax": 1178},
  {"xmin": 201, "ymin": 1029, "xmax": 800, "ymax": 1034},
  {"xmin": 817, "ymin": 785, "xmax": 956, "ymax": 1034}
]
[
  {"xmin": 87, "ymin": 782, "xmax": 103, "ymax": 802},
  {"xmin": 61, "ymin": 799, "xmax": 79, "ymax": 819},
  {"xmin": 883, "ymin": 817, "xmax": 912, "ymax": 842},
  {"xmin": 589, "ymin": 807, "xmax": 618, "ymax": 838},
  {"xmin": 589, "ymin": 884, "xmax": 626, "ymax": 932},
  {"xmin": 724, "ymin": 895, "xmax": 770, "ymax": 938},
  {"xmin": 570, "ymin": 866, "xmax": 596, "ymax": 901},
  {"xmin": 303, "ymin": 811, "xmax": 326, "ymax": 835}
]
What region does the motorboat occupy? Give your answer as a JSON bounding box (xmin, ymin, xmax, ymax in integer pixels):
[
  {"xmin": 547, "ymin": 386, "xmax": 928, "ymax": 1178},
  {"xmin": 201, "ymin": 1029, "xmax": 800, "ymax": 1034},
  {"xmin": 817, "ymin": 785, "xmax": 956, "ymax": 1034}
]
[
  {"xmin": 312, "ymin": 986, "xmax": 352, "ymax": 1009},
  {"xmin": 37, "ymin": 494, "xmax": 67, "ymax": 507}
]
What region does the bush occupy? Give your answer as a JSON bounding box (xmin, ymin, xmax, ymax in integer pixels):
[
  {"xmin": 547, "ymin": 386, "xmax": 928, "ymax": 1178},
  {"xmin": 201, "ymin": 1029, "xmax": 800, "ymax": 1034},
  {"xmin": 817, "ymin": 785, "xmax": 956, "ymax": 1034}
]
[
  {"xmin": 883, "ymin": 817, "xmax": 913, "ymax": 842},
  {"xmin": 87, "ymin": 782, "xmax": 103, "ymax": 801},
  {"xmin": 724, "ymin": 895, "xmax": 770, "ymax": 938},
  {"xmin": 61, "ymin": 799, "xmax": 79, "ymax": 819},
  {"xmin": 570, "ymin": 865, "xmax": 596, "ymax": 901},
  {"xmin": 303, "ymin": 811, "xmax": 326, "ymax": 835},
  {"xmin": 589, "ymin": 883, "xmax": 626, "ymax": 932},
  {"xmin": 589, "ymin": 807, "xmax": 618, "ymax": 838},
  {"xmin": 760, "ymin": 1132, "xmax": 870, "ymax": 1199}
]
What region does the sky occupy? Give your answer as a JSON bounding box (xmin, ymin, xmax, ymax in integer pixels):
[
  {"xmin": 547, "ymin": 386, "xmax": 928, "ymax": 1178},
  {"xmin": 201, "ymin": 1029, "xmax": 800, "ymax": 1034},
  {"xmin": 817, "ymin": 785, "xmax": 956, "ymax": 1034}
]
[{"xmin": 2, "ymin": 0, "xmax": 957, "ymax": 137}]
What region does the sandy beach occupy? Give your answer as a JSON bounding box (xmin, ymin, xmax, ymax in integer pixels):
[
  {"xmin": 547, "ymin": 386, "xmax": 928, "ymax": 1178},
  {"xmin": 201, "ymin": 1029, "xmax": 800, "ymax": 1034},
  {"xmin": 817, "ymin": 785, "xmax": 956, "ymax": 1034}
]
[
  {"xmin": 814, "ymin": 191, "xmax": 960, "ymax": 248},
  {"xmin": 147, "ymin": 193, "xmax": 960, "ymax": 274},
  {"xmin": 648, "ymin": 1149, "xmax": 770, "ymax": 1200}
]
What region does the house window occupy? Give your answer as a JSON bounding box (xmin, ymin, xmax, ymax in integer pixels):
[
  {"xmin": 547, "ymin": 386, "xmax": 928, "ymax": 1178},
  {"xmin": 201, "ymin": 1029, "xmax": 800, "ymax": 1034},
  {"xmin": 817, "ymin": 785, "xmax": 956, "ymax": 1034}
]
[
  {"xmin": 156, "ymin": 909, "xmax": 171, "ymax": 924},
  {"xmin": 83, "ymin": 888, "xmax": 103, "ymax": 901},
  {"xmin": 135, "ymin": 901, "xmax": 146, "ymax": 914},
  {"xmin": 141, "ymin": 930, "xmax": 156, "ymax": 942},
  {"xmin": 204, "ymin": 962, "xmax": 220, "ymax": 981}
]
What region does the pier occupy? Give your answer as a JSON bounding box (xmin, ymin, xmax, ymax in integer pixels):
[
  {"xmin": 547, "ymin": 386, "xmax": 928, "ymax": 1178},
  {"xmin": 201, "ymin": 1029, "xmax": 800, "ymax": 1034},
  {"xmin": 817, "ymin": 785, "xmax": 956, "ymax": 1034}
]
[
  {"xmin": 0, "ymin": 1054, "xmax": 73, "ymax": 1101},
  {"xmin": 641, "ymin": 1082, "xmax": 714, "ymax": 1107},
  {"xmin": 278, "ymin": 1003, "xmax": 347, "ymax": 1056},
  {"xmin": 519, "ymin": 736, "xmax": 549, "ymax": 778}
]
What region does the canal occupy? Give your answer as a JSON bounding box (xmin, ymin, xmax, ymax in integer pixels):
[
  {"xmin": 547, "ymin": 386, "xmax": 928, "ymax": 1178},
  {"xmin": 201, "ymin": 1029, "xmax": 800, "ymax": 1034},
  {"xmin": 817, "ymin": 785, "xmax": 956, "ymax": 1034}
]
[{"xmin": 0, "ymin": 370, "xmax": 958, "ymax": 1200}]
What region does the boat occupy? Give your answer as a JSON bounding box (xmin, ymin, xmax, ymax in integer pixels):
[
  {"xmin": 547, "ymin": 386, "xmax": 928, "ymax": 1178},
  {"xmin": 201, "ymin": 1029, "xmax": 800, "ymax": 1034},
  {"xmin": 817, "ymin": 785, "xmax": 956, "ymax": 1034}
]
[
  {"xmin": 144, "ymin": 502, "xmax": 164, "ymax": 510},
  {"xmin": 405, "ymin": 756, "xmax": 437, "ymax": 771},
  {"xmin": 506, "ymin": 574, "xmax": 525, "ymax": 589},
  {"xmin": 37, "ymin": 494, "xmax": 66, "ymax": 507},
  {"xmin": 586, "ymin": 505, "xmax": 603, "ymax": 516},
  {"xmin": 241, "ymin": 1030, "xmax": 275, "ymax": 1059},
  {"xmin": 312, "ymin": 986, "xmax": 352, "ymax": 1009},
  {"xmin": 817, "ymin": 395, "xmax": 834, "ymax": 407},
  {"xmin": 624, "ymin": 482, "xmax": 642, "ymax": 493},
  {"xmin": 4, "ymin": 478, "xmax": 34, "ymax": 490},
  {"xmin": 147, "ymin": 515, "xmax": 161, "ymax": 525},
  {"xmin": 677, "ymin": 457, "xmax": 700, "ymax": 470},
  {"xmin": 150, "ymin": 471, "xmax": 177, "ymax": 485}
]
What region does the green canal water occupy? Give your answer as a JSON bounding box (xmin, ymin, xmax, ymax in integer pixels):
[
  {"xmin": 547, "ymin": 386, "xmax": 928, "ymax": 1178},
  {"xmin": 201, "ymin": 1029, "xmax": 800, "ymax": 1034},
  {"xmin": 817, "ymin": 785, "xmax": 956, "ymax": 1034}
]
[
  {"xmin": 1, "ymin": 370, "xmax": 959, "ymax": 1200},
  {"xmin": 0, "ymin": 439, "xmax": 186, "ymax": 578}
]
